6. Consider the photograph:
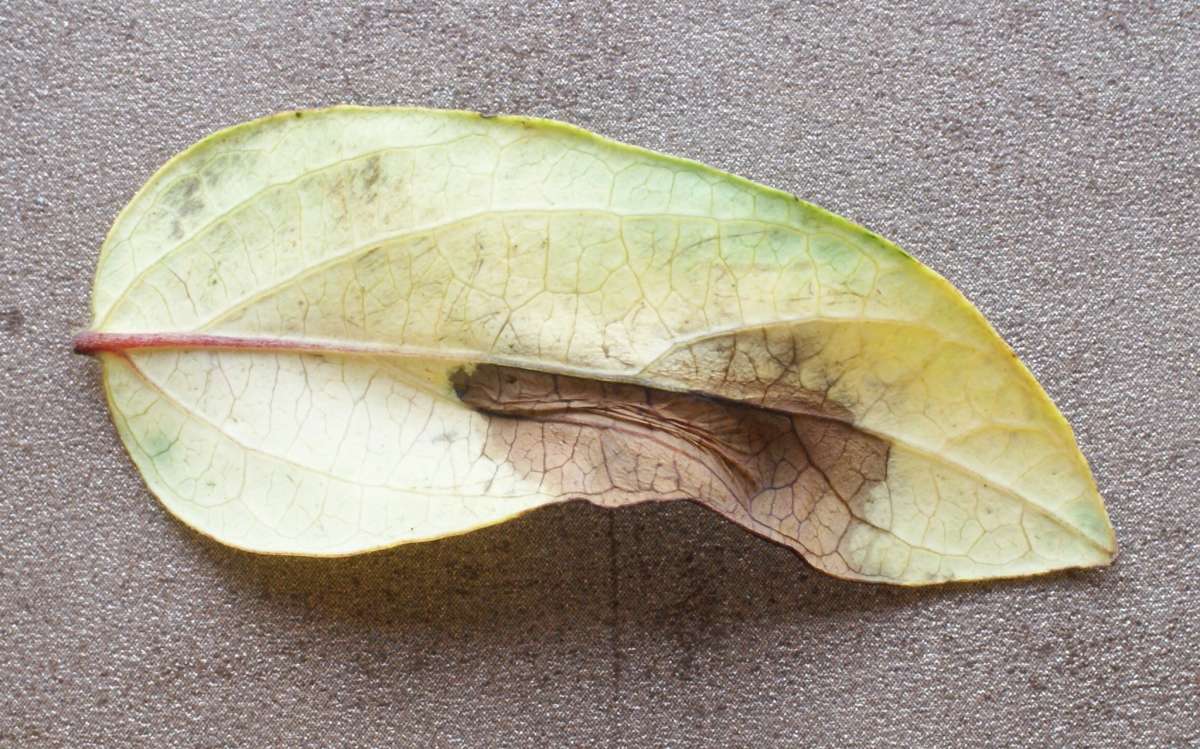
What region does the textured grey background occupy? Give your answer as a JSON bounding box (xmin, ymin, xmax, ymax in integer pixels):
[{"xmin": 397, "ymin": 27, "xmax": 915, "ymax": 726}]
[{"xmin": 2, "ymin": 1, "xmax": 1197, "ymax": 747}]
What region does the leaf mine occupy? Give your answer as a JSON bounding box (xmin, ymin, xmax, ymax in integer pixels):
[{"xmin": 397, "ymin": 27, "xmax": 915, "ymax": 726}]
[
  {"xmin": 454, "ymin": 363, "xmax": 893, "ymax": 580},
  {"xmin": 76, "ymin": 106, "xmax": 1116, "ymax": 584}
]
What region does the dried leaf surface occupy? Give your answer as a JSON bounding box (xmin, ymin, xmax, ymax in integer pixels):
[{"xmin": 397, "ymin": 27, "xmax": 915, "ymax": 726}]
[{"xmin": 78, "ymin": 107, "xmax": 1115, "ymax": 584}]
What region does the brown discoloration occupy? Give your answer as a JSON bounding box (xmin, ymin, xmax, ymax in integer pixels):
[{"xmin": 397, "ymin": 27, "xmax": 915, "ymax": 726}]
[
  {"xmin": 642, "ymin": 325, "xmax": 862, "ymax": 418},
  {"xmin": 177, "ymin": 178, "xmax": 204, "ymax": 215},
  {"xmin": 453, "ymin": 364, "xmax": 889, "ymax": 564},
  {"xmin": 360, "ymin": 154, "xmax": 382, "ymax": 191},
  {"xmin": 167, "ymin": 177, "xmax": 205, "ymax": 239}
]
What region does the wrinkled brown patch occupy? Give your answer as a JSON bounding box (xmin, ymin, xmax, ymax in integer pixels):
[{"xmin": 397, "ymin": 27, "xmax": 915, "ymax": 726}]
[{"xmin": 453, "ymin": 364, "xmax": 889, "ymax": 562}]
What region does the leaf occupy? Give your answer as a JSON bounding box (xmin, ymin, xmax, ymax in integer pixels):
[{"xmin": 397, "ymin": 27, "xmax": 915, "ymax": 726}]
[{"xmin": 74, "ymin": 106, "xmax": 1116, "ymax": 585}]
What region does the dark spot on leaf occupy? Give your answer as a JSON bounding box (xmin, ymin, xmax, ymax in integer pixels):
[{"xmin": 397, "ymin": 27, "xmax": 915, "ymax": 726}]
[
  {"xmin": 166, "ymin": 177, "xmax": 205, "ymax": 239},
  {"xmin": 360, "ymin": 155, "xmax": 382, "ymax": 192},
  {"xmin": 449, "ymin": 367, "xmax": 471, "ymax": 399}
]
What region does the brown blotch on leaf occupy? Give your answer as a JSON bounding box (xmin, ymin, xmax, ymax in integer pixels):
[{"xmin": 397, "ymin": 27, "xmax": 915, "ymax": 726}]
[
  {"xmin": 167, "ymin": 177, "xmax": 206, "ymax": 239},
  {"xmin": 452, "ymin": 363, "xmax": 890, "ymax": 563},
  {"xmin": 360, "ymin": 154, "xmax": 382, "ymax": 191}
]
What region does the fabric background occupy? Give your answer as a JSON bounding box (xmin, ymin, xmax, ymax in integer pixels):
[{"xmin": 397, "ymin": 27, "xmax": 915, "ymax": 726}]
[{"xmin": 2, "ymin": 2, "xmax": 1197, "ymax": 746}]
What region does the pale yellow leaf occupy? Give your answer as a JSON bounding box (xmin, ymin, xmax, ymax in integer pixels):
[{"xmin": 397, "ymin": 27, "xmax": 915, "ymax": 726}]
[{"xmin": 76, "ymin": 106, "xmax": 1116, "ymax": 584}]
